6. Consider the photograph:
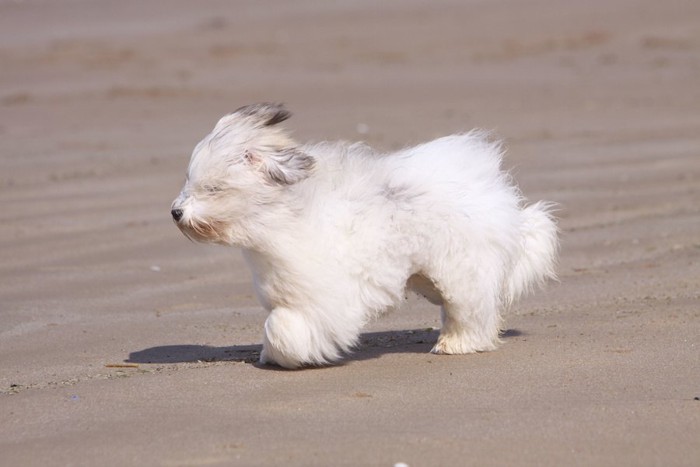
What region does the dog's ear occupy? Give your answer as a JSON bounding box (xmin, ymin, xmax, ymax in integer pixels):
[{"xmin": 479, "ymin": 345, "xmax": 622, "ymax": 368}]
[
  {"xmin": 234, "ymin": 103, "xmax": 291, "ymax": 127},
  {"xmin": 252, "ymin": 147, "xmax": 315, "ymax": 185}
]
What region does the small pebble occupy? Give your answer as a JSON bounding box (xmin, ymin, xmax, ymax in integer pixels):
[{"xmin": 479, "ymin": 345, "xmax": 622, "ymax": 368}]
[{"xmin": 356, "ymin": 123, "xmax": 370, "ymax": 134}]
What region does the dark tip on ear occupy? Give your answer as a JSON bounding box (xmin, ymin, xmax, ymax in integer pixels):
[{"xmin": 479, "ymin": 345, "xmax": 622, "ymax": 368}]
[
  {"xmin": 264, "ymin": 106, "xmax": 292, "ymax": 126},
  {"xmin": 234, "ymin": 102, "xmax": 291, "ymax": 127}
]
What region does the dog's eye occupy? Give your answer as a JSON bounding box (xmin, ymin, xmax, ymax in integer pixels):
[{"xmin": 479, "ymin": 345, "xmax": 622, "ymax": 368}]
[{"xmin": 203, "ymin": 185, "xmax": 223, "ymax": 194}]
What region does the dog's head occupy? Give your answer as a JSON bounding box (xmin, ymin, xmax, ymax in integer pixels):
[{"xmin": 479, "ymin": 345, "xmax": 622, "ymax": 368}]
[{"xmin": 171, "ymin": 103, "xmax": 314, "ymax": 245}]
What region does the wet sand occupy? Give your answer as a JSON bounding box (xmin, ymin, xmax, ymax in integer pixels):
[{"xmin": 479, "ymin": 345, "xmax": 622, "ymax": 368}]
[{"xmin": 1, "ymin": 0, "xmax": 698, "ymax": 465}]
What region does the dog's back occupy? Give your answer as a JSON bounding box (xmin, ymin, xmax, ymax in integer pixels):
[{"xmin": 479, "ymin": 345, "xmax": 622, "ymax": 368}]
[{"xmin": 305, "ymin": 131, "xmax": 558, "ymax": 305}]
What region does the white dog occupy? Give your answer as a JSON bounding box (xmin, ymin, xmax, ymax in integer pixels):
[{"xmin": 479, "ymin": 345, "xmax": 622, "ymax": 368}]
[{"xmin": 171, "ymin": 103, "xmax": 558, "ymax": 369}]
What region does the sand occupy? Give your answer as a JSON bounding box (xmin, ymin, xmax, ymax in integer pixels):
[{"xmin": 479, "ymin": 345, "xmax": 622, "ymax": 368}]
[{"xmin": 1, "ymin": 0, "xmax": 698, "ymax": 465}]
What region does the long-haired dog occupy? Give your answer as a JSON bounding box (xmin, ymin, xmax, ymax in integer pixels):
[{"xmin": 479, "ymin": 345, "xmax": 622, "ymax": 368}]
[{"xmin": 172, "ymin": 103, "xmax": 558, "ymax": 368}]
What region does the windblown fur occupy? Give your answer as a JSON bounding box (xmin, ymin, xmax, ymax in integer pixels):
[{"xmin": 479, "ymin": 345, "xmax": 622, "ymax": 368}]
[{"xmin": 172, "ymin": 103, "xmax": 558, "ymax": 368}]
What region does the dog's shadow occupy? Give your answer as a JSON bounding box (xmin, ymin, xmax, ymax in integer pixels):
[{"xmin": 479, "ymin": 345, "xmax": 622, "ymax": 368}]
[{"xmin": 127, "ymin": 329, "xmax": 523, "ymax": 368}]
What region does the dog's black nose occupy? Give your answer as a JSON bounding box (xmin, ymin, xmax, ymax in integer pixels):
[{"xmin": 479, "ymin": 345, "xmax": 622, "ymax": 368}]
[{"xmin": 171, "ymin": 208, "xmax": 183, "ymax": 221}]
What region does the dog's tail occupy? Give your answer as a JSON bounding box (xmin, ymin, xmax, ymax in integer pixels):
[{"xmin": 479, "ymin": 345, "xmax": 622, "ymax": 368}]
[{"xmin": 506, "ymin": 201, "xmax": 559, "ymax": 304}]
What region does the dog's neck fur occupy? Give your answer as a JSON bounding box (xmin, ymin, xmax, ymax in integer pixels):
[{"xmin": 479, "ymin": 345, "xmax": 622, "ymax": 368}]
[{"xmin": 228, "ymin": 184, "xmax": 310, "ymax": 254}]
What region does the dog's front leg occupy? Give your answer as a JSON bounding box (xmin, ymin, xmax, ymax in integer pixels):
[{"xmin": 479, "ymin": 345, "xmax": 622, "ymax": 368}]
[{"xmin": 260, "ymin": 307, "xmax": 342, "ymax": 369}]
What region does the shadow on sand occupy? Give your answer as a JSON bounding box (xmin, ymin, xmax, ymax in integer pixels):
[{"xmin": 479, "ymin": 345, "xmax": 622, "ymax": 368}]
[{"xmin": 127, "ymin": 329, "xmax": 523, "ymax": 368}]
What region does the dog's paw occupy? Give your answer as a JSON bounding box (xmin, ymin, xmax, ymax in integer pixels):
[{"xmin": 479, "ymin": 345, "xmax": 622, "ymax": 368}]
[
  {"xmin": 261, "ymin": 308, "xmax": 343, "ymax": 369},
  {"xmin": 431, "ymin": 333, "xmax": 499, "ymax": 355},
  {"xmin": 259, "ymin": 341, "xmax": 303, "ymax": 369}
]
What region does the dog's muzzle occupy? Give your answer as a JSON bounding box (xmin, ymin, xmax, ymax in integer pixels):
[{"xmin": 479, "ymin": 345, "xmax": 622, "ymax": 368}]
[{"xmin": 171, "ymin": 208, "xmax": 183, "ymax": 222}]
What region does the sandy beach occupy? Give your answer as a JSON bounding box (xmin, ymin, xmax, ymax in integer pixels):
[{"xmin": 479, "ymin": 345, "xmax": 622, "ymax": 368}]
[{"xmin": 1, "ymin": 0, "xmax": 698, "ymax": 465}]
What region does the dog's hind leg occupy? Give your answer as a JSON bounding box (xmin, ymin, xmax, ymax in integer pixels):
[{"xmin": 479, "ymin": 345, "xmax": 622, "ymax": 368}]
[
  {"xmin": 432, "ymin": 302, "xmax": 502, "ymax": 354},
  {"xmin": 428, "ymin": 261, "xmax": 504, "ymax": 355}
]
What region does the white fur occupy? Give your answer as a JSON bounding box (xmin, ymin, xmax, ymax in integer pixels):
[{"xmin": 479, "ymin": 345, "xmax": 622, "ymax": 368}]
[{"xmin": 172, "ymin": 103, "xmax": 558, "ymax": 369}]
